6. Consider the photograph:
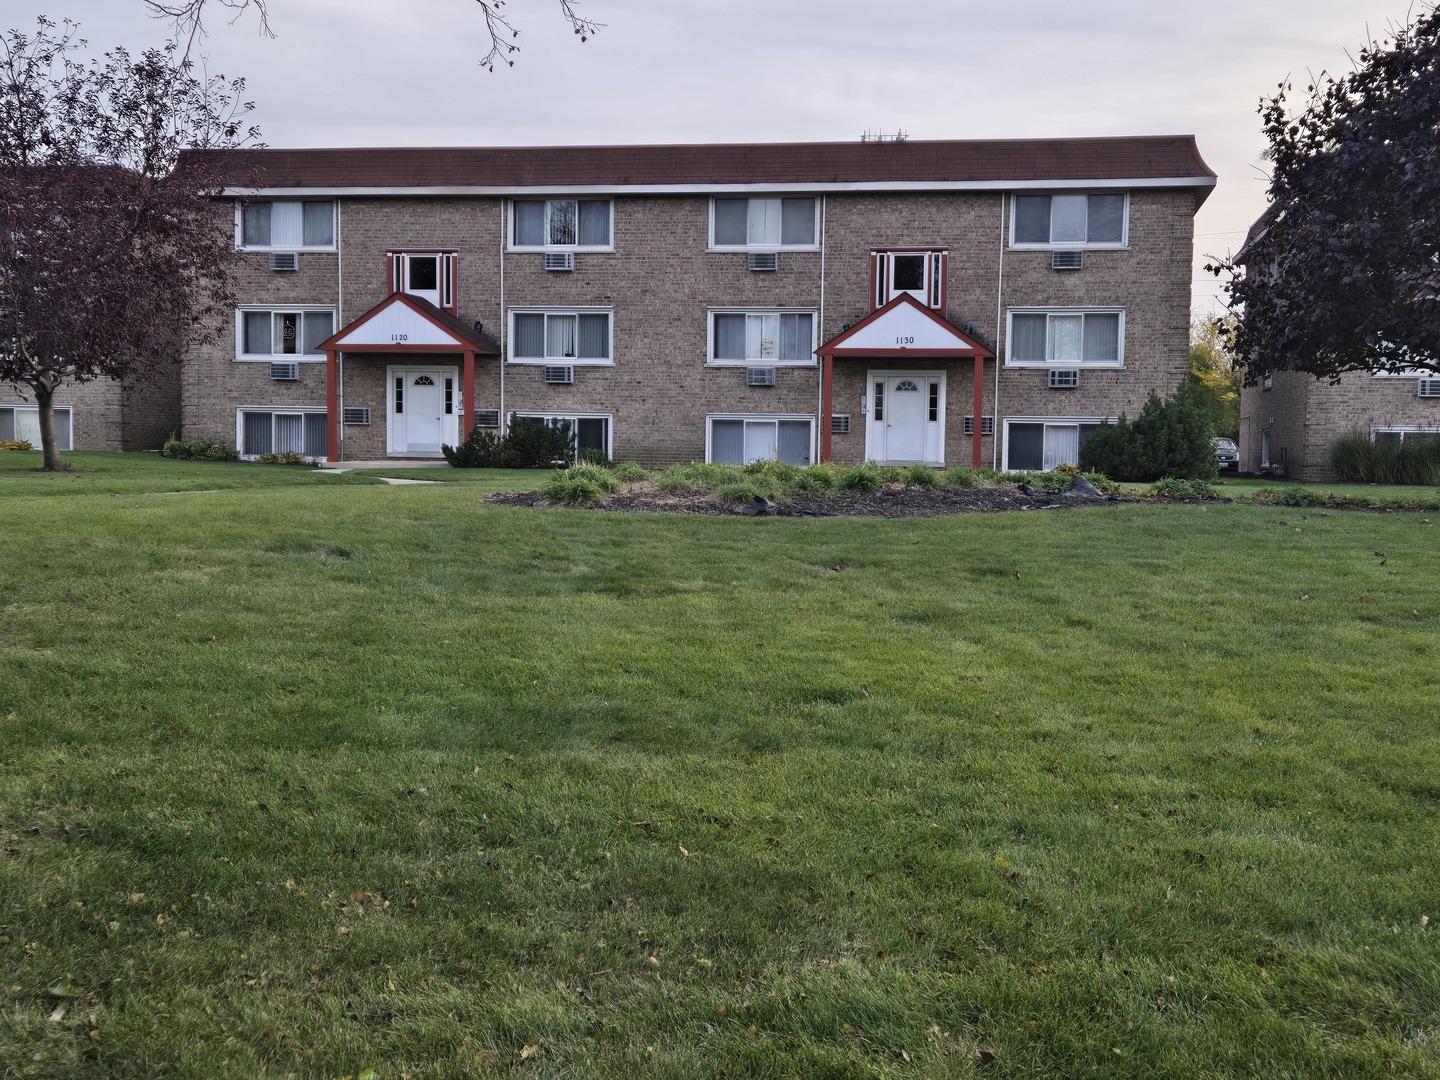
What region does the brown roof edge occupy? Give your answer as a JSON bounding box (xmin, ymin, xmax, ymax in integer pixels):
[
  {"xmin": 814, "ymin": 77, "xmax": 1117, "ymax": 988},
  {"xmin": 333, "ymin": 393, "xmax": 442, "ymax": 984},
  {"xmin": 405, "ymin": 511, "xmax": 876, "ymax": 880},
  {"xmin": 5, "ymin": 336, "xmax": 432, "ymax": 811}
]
[{"xmin": 182, "ymin": 135, "xmax": 1217, "ymax": 192}]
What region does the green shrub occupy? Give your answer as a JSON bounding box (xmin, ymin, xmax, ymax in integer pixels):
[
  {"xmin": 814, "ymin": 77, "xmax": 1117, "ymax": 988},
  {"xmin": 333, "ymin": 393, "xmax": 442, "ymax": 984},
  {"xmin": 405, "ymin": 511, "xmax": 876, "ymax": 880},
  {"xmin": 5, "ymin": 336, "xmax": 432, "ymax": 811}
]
[
  {"xmin": 1329, "ymin": 430, "xmax": 1440, "ymax": 485},
  {"xmin": 443, "ymin": 420, "xmax": 575, "ymax": 468},
  {"xmin": 656, "ymin": 462, "xmax": 743, "ymax": 493},
  {"xmin": 161, "ymin": 435, "xmax": 238, "ymax": 461},
  {"xmin": 713, "ymin": 481, "xmax": 770, "ymax": 504},
  {"xmin": 1148, "ymin": 477, "xmax": 1219, "ymax": 500},
  {"xmin": 1080, "ymin": 384, "xmax": 1218, "ymax": 482},
  {"xmin": 577, "ymin": 447, "xmax": 611, "ymax": 467},
  {"xmin": 1266, "ymin": 484, "xmax": 1326, "ymax": 507},
  {"xmin": 1033, "ymin": 470, "xmax": 1078, "ymax": 493},
  {"xmin": 540, "ymin": 464, "xmax": 621, "ymax": 504},
  {"xmin": 791, "ymin": 463, "xmax": 839, "ymax": 493},
  {"xmin": 900, "ymin": 464, "xmax": 938, "ymax": 488},
  {"xmin": 836, "ymin": 462, "xmax": 883, "ymax": 493},
  {"xmin": 255, "ymin": 451, "xmax": 312, "ymax": 466},
  {"xmin": 939, "ymin": 466, "xmax": 977, "ymax": 488},
  {"xmin": 610, "ymin": 462, "xmax": 651, "ymax": 483},
  {"xmin": 1080, "ymin": 472, "xmax": 1122, "ymax": 496}
]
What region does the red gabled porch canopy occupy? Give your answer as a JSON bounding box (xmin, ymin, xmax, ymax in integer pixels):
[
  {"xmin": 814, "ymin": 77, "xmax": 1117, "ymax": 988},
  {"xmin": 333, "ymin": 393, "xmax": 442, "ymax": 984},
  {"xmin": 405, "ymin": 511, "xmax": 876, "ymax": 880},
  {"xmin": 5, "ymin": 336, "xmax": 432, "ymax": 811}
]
[
  {"xmin": 816, "ymin": 293, "xmax": 994, "ymax": 467},
  {"xmin": 314, "ymin": 292, "xmax": 500, "ymax": 460}
]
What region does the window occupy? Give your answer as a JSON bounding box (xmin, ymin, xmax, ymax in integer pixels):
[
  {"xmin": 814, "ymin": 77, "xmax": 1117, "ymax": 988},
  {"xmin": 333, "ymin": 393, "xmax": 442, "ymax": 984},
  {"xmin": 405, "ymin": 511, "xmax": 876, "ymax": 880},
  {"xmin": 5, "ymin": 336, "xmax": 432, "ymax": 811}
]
[
  {"xmin": 709, "ymin": 311, "xmax": 816, "ymax": 365},
  {"xmin": 708, "ymin": 416, "xmax": 813, "ymax": 466},
  {"xmin": 0, "ymin": 405, "xmax": 72, "ymax": 450},
  {"xmin": 239, "ymin": 200, "xmax": 335, "ymax": 250},
  {"xmin": 389, "ymin": 252, "xmax": 456, "ymax": 312},
  {"xmin": 1011, "ymin": 194, "xmax": 1127, "ymax": 248},
  {"xmin": 237, "ymin": 308, "xmax": 336, "ymax": 359},
  {"xmin": 511, "ymin": 199, "xmax": 612, "ymax": 249},
  {"xmin": 872, "ymin": 250, "xmax": 947, "ymax": 310},
  {"xmin": 237, "ymin": 410, "xmax": 327, "ymax": 458},
  {"xmin": 711, "ymin": 197, "xmax": 818, "ymax": 249},
  {"xmin": 511, "ymin": 413, "xmax": 613, "ymax": 459},
  {"xmin": 1004, "ymin": 420, "xmax": 1105, "ymax": 471},
  {"xmin": 1374, "ymin": 428, "xmax": 1440, "ymax": 446},
  {"xmin": 1007, "ymin": 309, "xmax": 1123, "ymax": 367},
  {"xmin": 509, "ymin": 310, "xmax": 612, "ymax": 364}
]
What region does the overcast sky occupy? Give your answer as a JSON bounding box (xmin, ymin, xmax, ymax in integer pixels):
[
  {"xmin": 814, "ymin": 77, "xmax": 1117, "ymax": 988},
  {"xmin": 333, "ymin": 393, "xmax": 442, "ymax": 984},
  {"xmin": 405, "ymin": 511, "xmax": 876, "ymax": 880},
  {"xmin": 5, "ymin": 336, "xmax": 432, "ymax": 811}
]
[{"xmin": 10, "ymin": 0, "xmax": 1420, "ymax": 317}]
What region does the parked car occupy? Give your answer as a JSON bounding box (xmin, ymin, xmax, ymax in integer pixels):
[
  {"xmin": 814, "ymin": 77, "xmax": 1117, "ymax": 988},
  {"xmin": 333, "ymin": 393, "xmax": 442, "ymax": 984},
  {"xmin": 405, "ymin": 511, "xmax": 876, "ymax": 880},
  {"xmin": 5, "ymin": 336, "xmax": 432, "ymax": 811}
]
[{"xmin": 1215, "ymin": 437, "xmax": 1239, "ymax": 471}]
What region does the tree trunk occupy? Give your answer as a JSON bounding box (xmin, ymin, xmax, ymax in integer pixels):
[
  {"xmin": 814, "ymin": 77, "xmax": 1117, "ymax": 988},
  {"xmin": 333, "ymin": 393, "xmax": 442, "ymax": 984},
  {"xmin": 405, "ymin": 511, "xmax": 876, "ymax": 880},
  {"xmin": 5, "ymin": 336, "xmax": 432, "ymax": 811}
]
[{"xmin": 31, "ymin": 381, "xmax": 66, "ymax": 472}]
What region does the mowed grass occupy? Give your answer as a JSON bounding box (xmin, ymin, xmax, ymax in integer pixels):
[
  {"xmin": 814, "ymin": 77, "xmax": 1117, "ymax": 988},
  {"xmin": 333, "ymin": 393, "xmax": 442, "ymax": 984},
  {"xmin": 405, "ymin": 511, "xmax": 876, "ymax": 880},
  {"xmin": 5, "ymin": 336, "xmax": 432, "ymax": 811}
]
[{"xmin": 1, "ymin": 456, "xmax": 1438, "ymax": 1077}]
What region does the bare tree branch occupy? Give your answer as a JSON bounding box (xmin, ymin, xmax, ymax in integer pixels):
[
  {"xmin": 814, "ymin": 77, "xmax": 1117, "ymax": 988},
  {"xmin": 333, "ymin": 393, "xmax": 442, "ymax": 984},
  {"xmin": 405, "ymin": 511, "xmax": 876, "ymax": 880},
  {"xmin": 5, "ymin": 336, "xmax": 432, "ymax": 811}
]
[{"xmin": 143, "ymin": 1, "xmax": 273, "ymax": 62}]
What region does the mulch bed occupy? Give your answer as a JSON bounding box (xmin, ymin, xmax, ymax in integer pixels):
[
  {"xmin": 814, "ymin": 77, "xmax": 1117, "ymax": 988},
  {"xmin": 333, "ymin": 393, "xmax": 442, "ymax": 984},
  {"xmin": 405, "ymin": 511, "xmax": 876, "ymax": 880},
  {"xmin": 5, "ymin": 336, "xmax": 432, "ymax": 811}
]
[{"xmin": 484, "ymin": 483, "xmax": 1126, "ymax": 518}]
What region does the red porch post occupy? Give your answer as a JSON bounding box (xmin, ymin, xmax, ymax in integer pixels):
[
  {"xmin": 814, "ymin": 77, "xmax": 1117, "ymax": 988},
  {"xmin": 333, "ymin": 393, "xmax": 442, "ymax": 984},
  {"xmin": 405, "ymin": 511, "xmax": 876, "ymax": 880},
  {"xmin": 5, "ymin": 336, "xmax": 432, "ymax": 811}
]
[
  {"xmin": 326, "ymin": 348, "xmax": 340, "ymax": 461},
  {"xmin": 821, "ymin": 354, "xmax": 834, "ymax": 463},
  {"xmin": 972, "ymin": 356, "xmax": 985, "ymax": 470},
  {"xmin": 463, "ymin": 349, "xmax": 476, "ymax": 432}
]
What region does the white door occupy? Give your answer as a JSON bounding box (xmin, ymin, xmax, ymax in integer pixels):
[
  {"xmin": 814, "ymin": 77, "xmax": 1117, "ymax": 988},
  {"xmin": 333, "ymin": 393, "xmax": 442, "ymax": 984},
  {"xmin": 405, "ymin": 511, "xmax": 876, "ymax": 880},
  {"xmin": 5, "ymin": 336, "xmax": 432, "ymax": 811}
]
[
  {"xmin": 390, "ymin": 368, "xmax": 457, "ymax": 454},
  {"xmin": 873, "ymin": 376, "xmax": 932, "ymax": 463}
]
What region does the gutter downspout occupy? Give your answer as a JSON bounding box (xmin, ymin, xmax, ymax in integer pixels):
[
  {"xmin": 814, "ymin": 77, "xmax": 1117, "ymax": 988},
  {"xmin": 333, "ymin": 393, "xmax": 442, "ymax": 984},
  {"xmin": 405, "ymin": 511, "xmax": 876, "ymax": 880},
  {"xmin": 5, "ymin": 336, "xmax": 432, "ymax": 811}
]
[
  {"xmin": 498, "ymin": 199, "xmax": 506, "ymax": 434},
  {"xmin": 817, "ymin": 194, "xmax": 826, "ymax": 464},
  {"xmin": 993, "ymin": 192, "xmax": 1005, "ymax": 470}
]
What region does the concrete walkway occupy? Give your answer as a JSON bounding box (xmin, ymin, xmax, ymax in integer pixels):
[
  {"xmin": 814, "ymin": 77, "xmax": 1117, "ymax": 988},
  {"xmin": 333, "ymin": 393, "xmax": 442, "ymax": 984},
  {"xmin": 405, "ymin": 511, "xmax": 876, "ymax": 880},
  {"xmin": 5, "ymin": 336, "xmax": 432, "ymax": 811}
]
[{"xmin": 315, "ymin": 459, "xmax": 453, "ymax": 473}]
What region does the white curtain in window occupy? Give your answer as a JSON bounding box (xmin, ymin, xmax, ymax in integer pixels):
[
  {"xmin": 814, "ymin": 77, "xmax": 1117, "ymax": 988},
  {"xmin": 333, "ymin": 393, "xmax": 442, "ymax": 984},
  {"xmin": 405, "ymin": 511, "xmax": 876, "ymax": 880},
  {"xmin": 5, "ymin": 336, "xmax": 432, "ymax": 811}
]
[
  {"xmin": 270, "ymin": 203, "xmax": 304, "ymax": 247},
  {"xmin": 1043, "ymin": 425, "xmax": 1081, "ymax": 470},
  {"xmin": 747, "ymin": 314, "xmax": 779, "ymax": 360},
  {"xmin": 747, "ymin": 199, "xmax": 780, "ymax": 246},
  {"xmin": 546, "ymin": 314, "xmax": 577, "ymax": 358},
  {"xmin": 1048, "ymin": 315, "xmax": 1083, "ymax": 361},
  {"xmin": 1050, "ymin": 196, "xmax": 1087, "ymax": 244}
]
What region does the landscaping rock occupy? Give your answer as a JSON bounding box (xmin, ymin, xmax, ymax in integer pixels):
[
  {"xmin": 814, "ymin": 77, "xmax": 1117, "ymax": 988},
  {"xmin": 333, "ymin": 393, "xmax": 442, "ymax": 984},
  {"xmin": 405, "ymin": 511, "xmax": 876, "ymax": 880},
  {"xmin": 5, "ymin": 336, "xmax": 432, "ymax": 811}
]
[{"xmin": 1065, "ymin": 475, "xmax": 1109, "ymax": 499}]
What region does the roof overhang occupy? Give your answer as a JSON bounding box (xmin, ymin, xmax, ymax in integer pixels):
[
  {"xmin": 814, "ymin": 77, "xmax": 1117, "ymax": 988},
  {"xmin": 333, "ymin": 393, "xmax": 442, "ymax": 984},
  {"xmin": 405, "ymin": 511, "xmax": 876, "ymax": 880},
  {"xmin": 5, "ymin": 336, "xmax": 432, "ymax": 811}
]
[
  {"xmin": 818, "ymin": 294, "xmax": 994, "ymax": 360},
  {"xmin": 316, "ymin": 292, "xmax": 499, "ymax": 354}
]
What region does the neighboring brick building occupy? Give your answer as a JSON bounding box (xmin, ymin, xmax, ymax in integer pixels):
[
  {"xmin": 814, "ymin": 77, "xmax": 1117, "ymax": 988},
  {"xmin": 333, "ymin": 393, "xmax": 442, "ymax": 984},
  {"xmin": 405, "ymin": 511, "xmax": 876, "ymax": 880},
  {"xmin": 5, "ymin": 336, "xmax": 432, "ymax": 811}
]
[
  {"xmin": 178, "ymin": 137, "xmax": 1215, "ymax": 468},
  {"xmin": 0, "ymin": 373, "xmax": 179, "ymax": 452}
]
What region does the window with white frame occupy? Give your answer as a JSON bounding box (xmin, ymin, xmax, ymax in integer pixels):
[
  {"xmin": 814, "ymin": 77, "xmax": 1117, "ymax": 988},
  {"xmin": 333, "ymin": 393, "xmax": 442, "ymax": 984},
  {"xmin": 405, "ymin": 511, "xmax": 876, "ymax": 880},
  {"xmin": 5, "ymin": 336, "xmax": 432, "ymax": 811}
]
[
  {"xmin": 511, "ymin": 199, "xmax": 612, "ymax": 249},
  {"xmin": 511, "ymin": 413, "xmax": 612, "ymax": 459},
  {"xmin": 0, "ymin": 405, "xmax": 73, "ymax": 450},
  {"xmin": 509, "ymin": 310, "xmax": 612, "ymax": 364},
  {"xmin": 709, "ymin": 310, "xmax": 816, "ymax": 365},
  {"xmin": 237, "ymin": 409, "xmax": 327, "ymax": 458},
  {"xmin": 1011, "ymin": 194, "xmax": 1127, "ymax": 248},
  {"xmin": 708, "ymin": 416, "xmax": 813, "ymax": 466},
  {"xmin": 1004, "ymin": 419, "xmax": 1106, "ymax": 471},
  {"xmin": 1373, "ymin": 427, "xmax": 1440, "ymax": 446},
  {"xmin": 389, "ymin": 252, "xmax": 456, "ymax": 312},
  {"xmin": 238, "ymin": 308, "xmax": 336, "ymax": 360},
  {"xmin": 239, "ymin": 200, "xmax": 336, "ymax": 250},
  {"xmin": 1007, "ymin": 309, "xmax": 1123, "ymax": 367},
  {"xmin": 711, "ymin": 197, "xmax": 818, "ymax": 249}
]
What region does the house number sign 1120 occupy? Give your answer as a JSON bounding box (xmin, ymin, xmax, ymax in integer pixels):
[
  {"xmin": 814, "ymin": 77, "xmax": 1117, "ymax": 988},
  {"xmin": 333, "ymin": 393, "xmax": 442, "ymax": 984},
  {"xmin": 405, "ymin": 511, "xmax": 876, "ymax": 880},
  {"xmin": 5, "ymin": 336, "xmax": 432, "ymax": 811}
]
[{"xmin": 391, "ymin": 334, "xmax": 409, "ymax": 342}]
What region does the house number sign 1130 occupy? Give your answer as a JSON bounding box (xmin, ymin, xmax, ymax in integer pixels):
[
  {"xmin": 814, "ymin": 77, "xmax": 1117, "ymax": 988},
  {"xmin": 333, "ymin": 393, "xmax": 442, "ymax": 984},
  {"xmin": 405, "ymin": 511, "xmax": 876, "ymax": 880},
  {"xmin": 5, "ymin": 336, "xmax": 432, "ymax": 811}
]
[{"xmin": 895, "ymin": 336, "xmax": 914, "ymax": 346}]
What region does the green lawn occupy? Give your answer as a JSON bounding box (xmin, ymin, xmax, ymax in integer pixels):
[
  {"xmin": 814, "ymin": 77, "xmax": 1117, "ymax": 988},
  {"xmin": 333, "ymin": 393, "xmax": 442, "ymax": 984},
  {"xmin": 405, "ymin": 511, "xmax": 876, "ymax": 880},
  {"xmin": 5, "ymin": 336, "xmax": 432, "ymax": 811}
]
[{"xmin": 2, "ymin": 456, "xmax": 1438, "ymax": 1077}]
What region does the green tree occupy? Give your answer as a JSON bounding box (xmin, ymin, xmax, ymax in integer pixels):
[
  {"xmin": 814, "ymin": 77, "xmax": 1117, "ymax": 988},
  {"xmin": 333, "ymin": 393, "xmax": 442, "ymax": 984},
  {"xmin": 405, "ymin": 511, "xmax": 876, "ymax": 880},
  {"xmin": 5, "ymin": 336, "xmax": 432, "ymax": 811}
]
[
  {"xmin": 1080, "ymin": 384, "xmax": 1218, "ymax": 482},
  {"xmin": 1187, "ymin": 316, "xmax": 1240, "ymax": 439}
]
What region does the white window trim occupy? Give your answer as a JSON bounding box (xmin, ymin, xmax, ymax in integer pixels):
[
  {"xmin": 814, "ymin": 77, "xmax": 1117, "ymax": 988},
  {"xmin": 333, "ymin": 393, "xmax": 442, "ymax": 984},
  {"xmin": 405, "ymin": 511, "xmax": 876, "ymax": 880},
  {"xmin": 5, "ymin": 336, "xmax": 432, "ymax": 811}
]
[
  {"xmin": 864, "ymin": 370, "xmax": 947, "ymax": 467},
  {"xmin": 707, "ymin": 197, "xmax": 821, "ymax": 252},
  {"xmin": 1000, "ymin": 416, "xmax": 1114, "ymax": 472},
  {"xmin": 0, "ymin": 404, "xmax": 74, "ymax": 450},
  {"xmin": 234, "ymin": 200, "xmax": 337, "ymax": 252},
  {"xmin": 706, "ymin": 308, "xmax": 819, "ymax": 367},
  {"xmin": 1008, "ymin": 192, "xmax": 1130, "ymax": 251},
  {"xmin": 234, "ymin": 406, "xmax": 328, "ymax": 460},
  {"xmin": 1371, "ymin": 425, "xmax": 1440, "ymax": 441},
  {"xmin": 1004, "ymin": 308, "xmax": 1126, "ymax": 369},
  {"xmin": 506, "ymin": 308, "xmax": 615, "ymax": 366},
  {"xmin": 705, "ymin": 414, "xmax": 816, "ymax": 466},
  {"xmin": 509, "ymin": 411, "xmax": 614, "ymax": 459},
  {"xmin": 1370, "ymin": 367, "xmax": 1439, "ymax": 378},
  {"xmin": 507, "ymin": 198, "xmax": 615, "ymax": 252},
  {"xmin": 235, "ymin": 306, "xmax": 338, "ymax": 362}
]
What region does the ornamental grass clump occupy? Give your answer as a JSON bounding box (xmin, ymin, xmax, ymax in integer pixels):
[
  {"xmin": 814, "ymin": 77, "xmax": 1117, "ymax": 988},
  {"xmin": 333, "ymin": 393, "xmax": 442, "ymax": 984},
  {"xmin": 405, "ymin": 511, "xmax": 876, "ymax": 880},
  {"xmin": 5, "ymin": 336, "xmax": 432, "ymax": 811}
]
[
  {"xmin": 901, "ymin": 464, "xmax": 939, "ymax": 488},
  {"xmin": 539, "ymin": 464, "xmax": 621, "ymax": 505},
  {"xmin": 939, "ymin": 466, "xmax": 977, "ymax": 488},
  {"xmin": 835, "ymin": 462, "xmax": 883, "ymax": 493},
  {"xmin": 1329, "ymin": 430, "xmax": 1440, "ymax": 485}
]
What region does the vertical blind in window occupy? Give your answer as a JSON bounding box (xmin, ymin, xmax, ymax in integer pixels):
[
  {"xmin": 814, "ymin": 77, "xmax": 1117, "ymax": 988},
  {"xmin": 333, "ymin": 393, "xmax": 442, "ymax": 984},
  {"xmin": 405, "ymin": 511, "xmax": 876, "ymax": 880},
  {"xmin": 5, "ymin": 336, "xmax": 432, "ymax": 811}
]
[
  {"xmin": 711, "ymin": 419, "xmax": 811, "ymax": 465},
  {"xmin": 712, "ymin": 313, "xmax": 813, "ymax": 361},
  {"xmin": 1010, "ymin": 312, "xmax": 1120, "ymax": 363},
  {"xmin": 241, "ymin": 201, "xmax": 334, "ymax": 247},
  {"xmin": 513, "ymin": 313, "xmax": 610, "ymax": 360},
  {"xmin": 1012, "ymin": 194, "xmax": 1125, "ymax": 245},
  {"xmin": 241, "ymin": 412, "xmax": 327, "ymax": 457},
  {"xmin": 513, "ymin": 200, "xmax": 611, "ymax": 246},
  {"xmin": 713, "ymin": 198, "xmax": 816, "ymax": 246}
]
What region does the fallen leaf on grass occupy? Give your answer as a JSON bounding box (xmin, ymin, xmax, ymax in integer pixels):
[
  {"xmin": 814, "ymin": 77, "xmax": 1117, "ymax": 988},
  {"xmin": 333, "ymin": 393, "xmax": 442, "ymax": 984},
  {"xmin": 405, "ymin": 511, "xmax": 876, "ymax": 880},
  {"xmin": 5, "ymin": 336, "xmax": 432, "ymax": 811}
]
[
  {"xmin": 678, "ymin": 843, "xmax": 689, "ymax": 859},
  {"xmin": 48, "ymin": 981, "xmax": 80, "ymax": 999},
  {"xmin": 47, "ymin": 1004, "xmax": 67, "ymax": 1023},
  {"xmin": 520, "ymin": 1043, "xmax": 540, "ymax": 1060}
]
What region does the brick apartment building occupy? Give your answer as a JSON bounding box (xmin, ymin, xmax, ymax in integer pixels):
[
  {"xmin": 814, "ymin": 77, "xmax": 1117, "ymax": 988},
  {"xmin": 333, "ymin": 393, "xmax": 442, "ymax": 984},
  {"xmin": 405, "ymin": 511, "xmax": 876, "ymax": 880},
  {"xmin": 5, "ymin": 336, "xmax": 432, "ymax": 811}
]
[{"xmin": 71, "ymin": 136, "xmax": 1217, "ymax": 468}]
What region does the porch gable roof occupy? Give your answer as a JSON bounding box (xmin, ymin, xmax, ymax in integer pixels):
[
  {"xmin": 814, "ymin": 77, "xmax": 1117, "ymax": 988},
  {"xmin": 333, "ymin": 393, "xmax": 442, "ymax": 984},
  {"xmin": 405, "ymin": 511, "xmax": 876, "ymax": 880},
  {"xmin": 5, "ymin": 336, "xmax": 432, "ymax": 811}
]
[
  {"xmin": 317, "ymin": 292, "xmax": 500, "ymax": 354},
  {"xmin": 818, "ymin": 294, "xmax": 994, "ymax": 360}
]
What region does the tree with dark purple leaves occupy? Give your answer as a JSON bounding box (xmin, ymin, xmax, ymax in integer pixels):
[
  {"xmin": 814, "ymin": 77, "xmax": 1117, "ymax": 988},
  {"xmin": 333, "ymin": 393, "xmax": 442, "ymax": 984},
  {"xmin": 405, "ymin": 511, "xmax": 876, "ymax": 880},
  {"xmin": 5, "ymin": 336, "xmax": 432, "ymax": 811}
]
[
  {"xmin": 1211, "ymin": 8, "xmax": 1440, "ymax": 385},
  {"xmin": 0, "ymin": 18, "xmax": 259, "ymax": 470}
]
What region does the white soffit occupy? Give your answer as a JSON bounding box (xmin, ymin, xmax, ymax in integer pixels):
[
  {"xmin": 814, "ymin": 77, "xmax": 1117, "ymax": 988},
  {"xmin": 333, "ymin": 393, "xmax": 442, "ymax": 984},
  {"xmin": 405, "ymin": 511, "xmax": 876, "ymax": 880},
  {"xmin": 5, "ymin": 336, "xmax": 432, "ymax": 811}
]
[
  {"xmin": 841, "ymin": 305, "xmax": 973, "ymax": 351},
  {"xmin": 334, "ymin": 303, "xmax": 461, "ymax": 348}
]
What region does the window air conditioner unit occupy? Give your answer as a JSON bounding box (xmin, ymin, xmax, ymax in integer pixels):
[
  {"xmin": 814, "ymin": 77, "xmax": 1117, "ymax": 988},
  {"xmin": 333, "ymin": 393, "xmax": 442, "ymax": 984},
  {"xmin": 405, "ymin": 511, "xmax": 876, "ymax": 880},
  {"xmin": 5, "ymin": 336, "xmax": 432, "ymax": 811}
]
[
  {"xmin": 830, "ymin": 414, "xmax": 851, "ymax": 435},
  {"xmin": 543, "ymin": 252, "xmax": 574, "ymax": 272},
  {"xmin": 543, "ymin": 365, "xmax": 574, "ymax": 385},
  {"xmin": 268, "ymin": 251, "xmax": 299, "ymax": 272},
  {"xmin": 963, "ymin": 416, "xmax": 995, "ymax": 436},
  {"xmin": 746, "ymin": 367, "xmax": 777, "ymax": 387},
  {"xmin": 342, "ymin": 407, "xmax": 371, "ymax": 426},
  {"xmin": 473, "ymin": 409, "xmax": 501, "ymax": 428},
  {"xmin": 1051, "ymin": 251, "xmax": 1084, "ymax": 271},
  {"xmin": 1418, "ymin": 379, "xmax": 1440, "ymax": 398},
  {"xmin": 1048, "ymin": 369, "xmax": 1080, "ymax": 389},
  {"xmin": 269, "ymin": 362, "xmax": 300, "ymax": 381},
  {"xmin": 747, "ymin": 252, "xmax": 779, "ymax": 272}
]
